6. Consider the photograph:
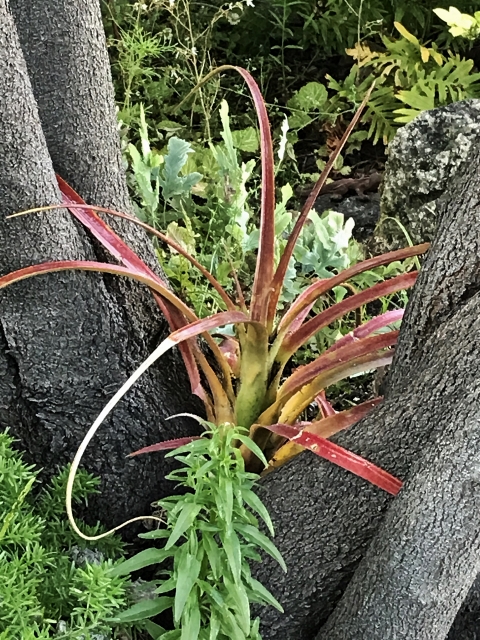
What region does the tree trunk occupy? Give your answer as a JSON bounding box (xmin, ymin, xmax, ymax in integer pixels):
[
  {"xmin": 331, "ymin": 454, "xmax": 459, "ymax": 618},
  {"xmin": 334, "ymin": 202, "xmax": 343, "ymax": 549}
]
[
  {"xmin": 0, "ymin": 0, "xmax": 201, "ymax": 535},
  {"xmin": 255, "ymin": 144, "xmax": 480, "ymax": 639}
]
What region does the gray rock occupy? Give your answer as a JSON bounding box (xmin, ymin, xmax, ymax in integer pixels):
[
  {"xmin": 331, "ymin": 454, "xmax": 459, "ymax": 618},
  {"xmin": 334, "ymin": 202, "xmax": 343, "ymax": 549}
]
[
  {"xmin": 380, "ymin": 99, "xmax": 480, "ymax": 246},
  {"xmin": 314, "ymin": 193, "xmax": 380, "ymax": 242}
]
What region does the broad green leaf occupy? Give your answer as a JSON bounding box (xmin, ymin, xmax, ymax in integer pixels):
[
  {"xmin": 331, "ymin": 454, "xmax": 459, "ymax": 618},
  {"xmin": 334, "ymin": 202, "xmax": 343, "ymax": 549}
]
[
  {"xmin": 144, "ymin": 620, "xmax": 167, "ymax": 639},
  {"xmin": 181, "ymin": 592, "xmax": 201, "ymax": 640},
  {"xmin": 224, "ymin": 576, "xmax": 250, "ymax": 634},
  {"xmin": 174, "ymin": 551, "xmax": 201, "ymax": 624},
  {"xmin": 109, "ymin": 597, "xmax": 173, "ymax": 622},
  {"xmin": 235, "ymin": 434, "xmax": 267, "ymax": 468},
  {"xmin": 209, "ymin": 612, "xmax": 221, "ymax": 640},
  {"xmin": 241, "ymin": 489, "xmax": 274, "ymax": 536},
  {"xmin": 221, "ymin": 528, "xmax": 242, "ymax": 582},
  {"xmin": 155, "ymin": 578, "xmax": 176, "ymax": 594},
  {"xmin": 235, "ymin": 523, "xmax": 287, "ymax": 572},
  {"xmin": 166, "ymin": 502, "xmax": 202, "ymax": 549},
  {"xmin": 108, "ymin": 548, "xmax": 174, "ymax": 576},
  {"xmin": 231, "ymin": 127, "xmax": 259, "ymax": 152},
  {"xmin": 139, "ymin": 529, "xmax": 171, "ymax": 540},
  {"xmin": 202, "ymin": 532, "xmax": 223, "ymax": 580},
  {"xmin": 293, "ymin": 82, "xmax": 328, "ymax": 110},
  {"xmin": 247, "ymin": 578, "xmax": 284, "ymax": 612}
]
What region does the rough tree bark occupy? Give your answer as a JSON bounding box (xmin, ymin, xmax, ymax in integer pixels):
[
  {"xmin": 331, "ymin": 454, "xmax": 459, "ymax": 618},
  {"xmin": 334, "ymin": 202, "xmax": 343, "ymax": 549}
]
[
  {"xmin": 254, "ymin": 142, "xmax": 480, "ymax": 638},
  {"xmin": 2, "ymin": 0, "xmax": 480, "ymax": 637},
  {"xmin": 0, "ymin": 0, "xmax": 201, "ymax": 533}
]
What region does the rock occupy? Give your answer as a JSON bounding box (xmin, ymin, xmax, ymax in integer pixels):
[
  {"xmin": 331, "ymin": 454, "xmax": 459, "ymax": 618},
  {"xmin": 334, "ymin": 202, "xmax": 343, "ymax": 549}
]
[
  {"xmin": 379, "ymin": 99, "xmax": 480, "ymax": 247},
  {"xmin": 314, "ymin": 192, "xmax": 380, "ymax": 243}
]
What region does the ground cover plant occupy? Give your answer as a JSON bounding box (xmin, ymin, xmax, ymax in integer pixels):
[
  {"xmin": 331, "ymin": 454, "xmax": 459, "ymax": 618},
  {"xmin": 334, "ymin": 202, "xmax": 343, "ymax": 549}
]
[
  {"xmin": 0, "ymin": 430, "xmax": 130, "ymax": 640},
  {"xmin": 103, "ymin": 0, "xmax": 480, "ymax": 183},
  {"xmin": 0, "ymin": 62, "xmax": 428, "ymax": 636}
]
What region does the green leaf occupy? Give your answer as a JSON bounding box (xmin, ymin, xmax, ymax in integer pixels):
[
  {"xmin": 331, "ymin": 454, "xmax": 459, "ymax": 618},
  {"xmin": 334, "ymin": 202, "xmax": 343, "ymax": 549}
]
[
  {"xmin": 166, "ymin": 502, "xmax": 202, "ymax": 549},
  {"xmin": 221, "ymin": 528, "xmax": 242, "ymax": 583},
  {"xmin": 231, "ymin": 127, "xmax": 259, "ymax": 153},
  {"xmin": 219, "ymin": 474, "xmax": 234, "ymax": 527},
  {"xmin": 241, "ymin": 489, "xmax": 274, "ymax": 536},
  {"xmin": 108, "ymin": 548, "xmax": 174, "ymax": 576},
  {"xmin": 224, "ymin": 576, "xmax": 250, "ymax": 634},
  {"xmin": 139, "ymin": 529, "xmax": 171, "ymax": 540},
  {"xmin": 174, "ymin": 550, "xmax": 201, "ymax": 624},
  {"xmin": 290, "ymin": 82, "xmax": 328, "ymax": 111},
  {"xmin": 155, "ymin": 578, "xmax": 176, "ymax": 594},
  {"xmin": 197, "ymin": 580, "xmax": 225, "ymax": 607},
  {"xmin": 201, "ymin": 532, "xmax": 223, "ymax": 580},
  {"xmin": 222, "ymin": 609, "xmax": 247, "ymax": 640},
  {"xmin": 247, "ymin": 578, "xmax": 284, "ymax": 612},
  {"xmin": 159, "ymin": 137, "xmax": 202, "ymax": 200},
  {"xmin": 235, "ymin": 523, "xmax": 287, "ymax": 572},
  {"xmin": 159, "ymin": 632, "xmax": 182, "ymax": 640},
  {"xmin": 181, "ymin": 591, "xmax": 201, "ymax": 640},
  {"xmin": 109, "ymin": 597, "xmax": 173, "ymax": 623},
  {"xmin": 235, "ymin": 435, "xmax": 267, "ymax": 468},
  {"xmin": 209, "ymin": 611, "xmax": 221, "ymax": 640},
  {"xmin": 144, "ymin": 620, "xmax": 167, "ymax": 639}
]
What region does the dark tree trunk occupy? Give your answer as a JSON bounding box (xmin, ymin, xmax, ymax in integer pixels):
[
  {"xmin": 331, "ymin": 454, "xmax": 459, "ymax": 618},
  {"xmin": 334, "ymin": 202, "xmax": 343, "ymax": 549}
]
[
  {"xmin": 0, "ymin": 0, "xmax": 201, "ymax": 535},
  {"xmin": 254, "ymin": 145, "xmax": 480, "ymax": 639}
]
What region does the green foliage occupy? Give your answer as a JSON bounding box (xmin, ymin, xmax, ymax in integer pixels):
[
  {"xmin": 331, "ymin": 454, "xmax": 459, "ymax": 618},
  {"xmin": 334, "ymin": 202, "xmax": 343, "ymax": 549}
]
[
  {"xmin": 325, "ymin": 20, "xmax": 480, "ymax": 144},
  {"xmin": 109, "ymin": 420, "xmax": 284, "ymax": 640},
  {"xmin": 128, "ymin": 99, "xmax": 357, "ymax": 319},
  {"xmin": 0, "ymin": 430, "xmax": 129, "ymax": 639}
]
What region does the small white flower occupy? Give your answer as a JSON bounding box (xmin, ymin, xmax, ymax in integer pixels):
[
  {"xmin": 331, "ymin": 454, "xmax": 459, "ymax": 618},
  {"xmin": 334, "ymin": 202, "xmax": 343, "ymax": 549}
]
[
  {"xmin": 191, "ymin": 46, "xmax": 197, "ymax": 56},
  {"xmin": 245, "ymin": 0, "xmax": 255, "ymax": 6}
]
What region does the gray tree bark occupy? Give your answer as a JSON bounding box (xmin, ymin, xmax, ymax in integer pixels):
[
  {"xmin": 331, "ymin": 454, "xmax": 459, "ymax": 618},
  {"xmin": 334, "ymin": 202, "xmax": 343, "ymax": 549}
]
[
  {"xmin": 255, "ymin": 143, "xmax": 480, "ymax": 638},
  {"xmin": 0, "ymin": 0, "xmax": 201, "ymax": 535}
]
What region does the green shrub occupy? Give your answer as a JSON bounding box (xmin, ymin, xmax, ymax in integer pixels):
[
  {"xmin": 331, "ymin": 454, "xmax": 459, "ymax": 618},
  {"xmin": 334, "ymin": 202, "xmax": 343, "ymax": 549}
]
[{"xmin": 0, "ymin": 430, "xmax": 130, "ymax": 639}]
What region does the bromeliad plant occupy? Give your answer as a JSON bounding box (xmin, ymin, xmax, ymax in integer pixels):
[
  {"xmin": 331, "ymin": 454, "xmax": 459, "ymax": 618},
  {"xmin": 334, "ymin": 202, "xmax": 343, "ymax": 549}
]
[{"xmin": 1, "ymin": 66, "xmax": 428, "ymax": 524}]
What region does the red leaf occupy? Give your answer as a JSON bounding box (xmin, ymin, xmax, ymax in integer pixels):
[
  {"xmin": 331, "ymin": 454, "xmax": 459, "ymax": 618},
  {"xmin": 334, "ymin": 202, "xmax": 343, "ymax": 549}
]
[
  {"xmin": 233, "ymin": 68, "xmax": 275, "ymax": 323},
  {"xmin": 128, "ymin": 436, "xmax": 201, "ymax": 457},
  {"xmin": 277, "ymin": 244, "xmax": 428, "ymax": 337},
  {"xmin": 57, "ymin": 177, "xmax": 204, "ymax": 396},
  {"xmin": 280, "ymin": 332, "xmax": 398, "ymax": 400},
  {"xmin": 265, "ymin": 423, "xmax": 402, "ymax": 495},
  {"xmin": 315, "ymin": 391, "xmax": 336, "ymax": 418},
  {"xmin": 267, "ymin": 88, "xmax": 374, "ymax": 327},
  {"xmin": 324, "ymin": 309, "xmax": 404, "ymax": 355},
  {"xmin": 281, "ymin": 271, "xmax": 417, "ymax": 358}
]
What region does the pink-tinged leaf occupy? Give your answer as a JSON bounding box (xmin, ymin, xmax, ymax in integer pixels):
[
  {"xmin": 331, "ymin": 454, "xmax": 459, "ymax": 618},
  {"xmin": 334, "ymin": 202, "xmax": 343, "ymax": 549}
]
[
  {"xmin": 58, "ymin": 176, "xmax": 162, "ymax": 281},
  {"xmin": 0, "ymin": 260, "xmax": 199, "ymax": 321},
  {"xmin": 56, "ymin": 177, "xmax": 205, "ymax": 396},
  {"xmin": 48, "ymin": 192, "xmax": 237, "ymax": 312},
  {"xmin": 285, "ymin": 299, "xmax": 317, "ymax": 336},
  {"xmin": 308, "ymin": 397, "xmax": 382, "ymax": 438},
  {"xmin": 177, "ymin": 65, "xmax": 275, "ymax": 323},
  {"xmin": 264, "ymin": 423, "xmax": 402, "ymax": 495},
  {"xmin": 217, "ymin": 336, "xmax": 241, "ymax": 377},
  {"xmin": 128, "ymin": 436, "xmax": 202, "ymax": 457},
  {"xmin": 168, "ymin": 311, "xmax": 254, "ymax": 344},
  {"xmin": 315, "ymin": 391, "xmax": 336, "ymax": 418},
  {"xmin": 280, "ymin": 332, "xmax": 398, "ymax": 400},
  {"xmin": 325, "ymin": 309, "xmax": 404, "ymax": 355},
  {"xmin": 280, "ymin": 271, "xmax": 417, "ymax": 359},
  {"xmin": 266, "ymin": 88, "xmax": 374, "ymax": 327},
  {"xmin": 277, "ymin": 244, "xmax": 429, "ymax": 337},
  {"xmin": 232, "ymin": 68, "xmax": 275, "ymax": 323}
]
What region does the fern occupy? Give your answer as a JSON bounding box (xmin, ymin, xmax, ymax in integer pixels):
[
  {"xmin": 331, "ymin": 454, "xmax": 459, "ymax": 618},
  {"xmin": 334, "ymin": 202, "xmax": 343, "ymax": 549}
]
[{"xmin": 330, "ymin": 19, "xmax": 480, "ymax": 143}]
